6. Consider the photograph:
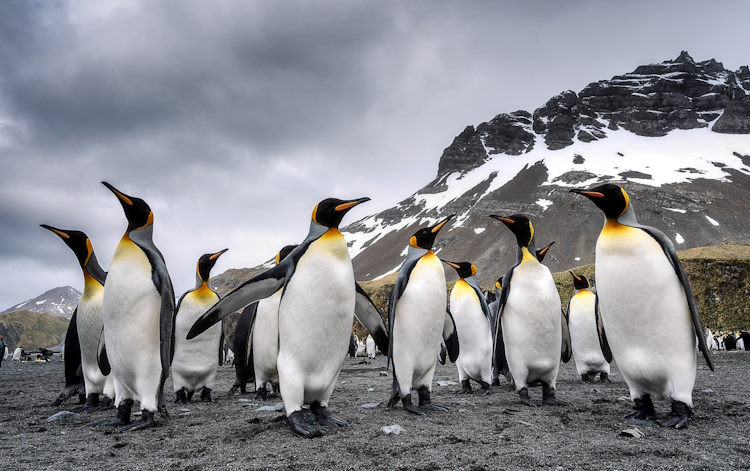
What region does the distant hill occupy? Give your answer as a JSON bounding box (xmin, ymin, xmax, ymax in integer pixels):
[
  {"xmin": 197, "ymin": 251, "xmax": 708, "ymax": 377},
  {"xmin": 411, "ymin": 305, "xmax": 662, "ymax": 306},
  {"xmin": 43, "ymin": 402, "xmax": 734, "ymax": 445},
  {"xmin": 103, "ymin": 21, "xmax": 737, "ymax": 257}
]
[
  {"xmin": 2, "ymin": 286, "xmax": 80, "ymax": 319},
  {"xmin": 0, "ymin": 310, "xmax": 70, "ymax": 351}
]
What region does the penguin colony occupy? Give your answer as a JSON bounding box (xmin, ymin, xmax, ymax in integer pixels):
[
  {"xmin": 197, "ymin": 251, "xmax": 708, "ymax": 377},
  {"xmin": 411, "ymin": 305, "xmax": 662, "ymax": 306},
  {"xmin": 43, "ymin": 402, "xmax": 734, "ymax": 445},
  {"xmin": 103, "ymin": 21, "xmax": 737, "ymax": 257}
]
[{"xmin": 42, "ymin": 182, "xmax": 716, "ymax": 436}]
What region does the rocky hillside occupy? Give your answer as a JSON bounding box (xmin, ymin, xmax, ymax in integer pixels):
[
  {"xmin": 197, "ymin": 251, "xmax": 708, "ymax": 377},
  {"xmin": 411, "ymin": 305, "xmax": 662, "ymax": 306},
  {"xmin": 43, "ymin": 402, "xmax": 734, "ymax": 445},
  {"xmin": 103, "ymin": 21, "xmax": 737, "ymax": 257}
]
[
  {"xmin": 343, "ymin": 52, "xmax": 750, "ymax": 286},
  {"xmin": 0, "ymin": 310, "xmax": 70, "ymax": 351},
  {"xmin": 2, "ymin": 286, "xmax": 81, "ymax": 319}
]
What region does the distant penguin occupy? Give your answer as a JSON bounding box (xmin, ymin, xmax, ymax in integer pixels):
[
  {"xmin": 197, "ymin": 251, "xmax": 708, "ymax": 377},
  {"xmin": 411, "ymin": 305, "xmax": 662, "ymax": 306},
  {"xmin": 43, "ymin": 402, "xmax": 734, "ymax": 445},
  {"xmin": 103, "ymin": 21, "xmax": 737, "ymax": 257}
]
[
  {"xmin": 97, "ymin": 182, "xmax": 175, "ymax": 431},
  {"xmin": 565, "ymin": 272, "xmax": 612, "ymax": 383},
  {"xmin": 736, "ymin": 333, "xmax": 745, "ymax": 351},
  {"xmin": 41, "ymin": 225, "xmax": 114, "ymax": 410},
  {"xmin": 172, "ymin": 249, "xmax": 228, "ymax": 404},
  {"xmin": 489, "ymin": 214, "xmax": 571, "ymax": 407},
  {"xmin": 366, "ymin": 335, "xmax": 376, "ymax": 359},
  {"xmin": 188, "ymin": 198, "xmax": 389, "ymax": 438},
  {"xmin": 387, "ymin": 215, "xmax": 459, "ymax": 415},
  {"xmin": 443, "ymin": 260, "xmax": 493, "ymax": 394},
  {"xmin": 725, "ymin": 333, "xmax": 737, "ymax": 351},
  {"xmin": 12, "ymin": 346, "xmax": 22, "ymax": 361},
  {"xmin": 705, "ymin": 328, "xmax": 715, "ymax": 351},
  {"xmin": 348, "ymin": 334, "xmax": 358, "ymax": 358},
  {"xmin": 356, "ymin": 337, "xmax": 366, "ymax": 357},
  {"xmin": 740, "ymin": 332, "xmax": 750, "ymax": 351},
  {"xmin": 535, "ymin": 241, "xmax": 555, "ymax": 264},
  {"xmin": 571, "ymin": 183, "xmax": 714, "ymax": 429}
]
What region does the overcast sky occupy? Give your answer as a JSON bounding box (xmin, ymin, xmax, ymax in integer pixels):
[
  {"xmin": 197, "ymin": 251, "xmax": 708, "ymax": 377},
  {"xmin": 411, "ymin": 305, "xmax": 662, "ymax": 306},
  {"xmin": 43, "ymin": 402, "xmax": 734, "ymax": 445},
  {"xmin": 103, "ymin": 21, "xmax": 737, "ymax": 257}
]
[{"xmin": 1, "ymin": 0, "xmax": 749, "ymax": 309}]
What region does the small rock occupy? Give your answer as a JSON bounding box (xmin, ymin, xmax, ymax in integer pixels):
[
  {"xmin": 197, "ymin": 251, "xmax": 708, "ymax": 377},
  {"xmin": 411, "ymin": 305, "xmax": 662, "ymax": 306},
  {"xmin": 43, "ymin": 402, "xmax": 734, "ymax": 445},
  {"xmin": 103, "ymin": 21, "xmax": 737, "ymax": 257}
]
[
  {"xmin": 255, "ymin": 403, "xmax": 284, "ymax": 412},
  {"xmin": 113, "ymin": 442, "xmax": 128, "ymax": 449},
  {"xmin": 47, "ymin": 411, "xmax": 80, "ymax": 423},
  {"xmin": 238, "ymin": 398, "xmax": 252, "ymax": 403},
  {"xmin": 592, "ymin": 388, "xmax": 600, "ymax": 394},
  {"xmin": 518, "ymin": 420, "xmax": 533, "ymax": 427},
  {"xmin": 436, "ymin": 380, "xmax": 457, "ymax": 387},
  {"xmin": 378, "ymin": 371, "xmax": 388, "ymax": 377},
  {"xmin": 702, "ymin": 388, "xmax": 714, "ymax": 394},
  {"xmin": 179, "ymin": 408, "xmax": 190, "ymax": 412},
  {"xmin": 367, "ymin": 388, "xmax": 375, "ymax": 392},
  {"xmin": 361, "ymin": 402, "xmax": 380, "ymax": 409},
  {"xmin": 592, "ymin": 398, "xmax": 611, "ymax": 404},
  {"xmin": 619, "ymin": 427, "xmax": 646, "ymax": 438},
  {"xmin": 380, "ymin": 424, "xmax": 404, "ymax": 435},
  {"xmin": 178, "ymin": 411, "xmax": 192, "ymax": 417},
  {"xmin": 617, "ymin": 396, "xmax": 630, "ymax": 402},
  {"xmin": 37, "ymin": 427, "xmax": 47, "ymax": 433}
]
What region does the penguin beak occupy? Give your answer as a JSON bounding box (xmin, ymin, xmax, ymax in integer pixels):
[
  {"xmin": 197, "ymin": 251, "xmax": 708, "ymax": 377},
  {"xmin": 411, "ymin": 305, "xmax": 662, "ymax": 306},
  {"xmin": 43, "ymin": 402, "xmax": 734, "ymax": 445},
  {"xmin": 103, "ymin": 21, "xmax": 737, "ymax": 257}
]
[
  {"xmin": 430, "ymin": 214, "xmax": 455, "ymax": 234},
  {"xmin": 335, "ymin": 197, "xmax": 370, "ymax": 212},
  {"xmin": 489, "ymin": 215, "xmax": 515, "ymax": 226},
  {"xmin": 569, "ymin": 271, "xmax": 581, "ymax": 282},
  {"xmin": 440, "ymin": 259, "xmax": 461, "ymax": 270},
  {"xmin": 102, "ymin": 181, "xmax": 134, "ymax": 206},
  {"xmin": 40, "ymin": 224, "xmax": 70, "ymax": 240},
  {"xmin": 570, "ymin": 188, "xmax": 604, "ymax": 199},
  {"xmin": 538, "ymin": 241, "xmax": 554, "ymax": 256},
  {"xmin": 209, "ymin": 248, "xmax": 228, "ymax": 261}
]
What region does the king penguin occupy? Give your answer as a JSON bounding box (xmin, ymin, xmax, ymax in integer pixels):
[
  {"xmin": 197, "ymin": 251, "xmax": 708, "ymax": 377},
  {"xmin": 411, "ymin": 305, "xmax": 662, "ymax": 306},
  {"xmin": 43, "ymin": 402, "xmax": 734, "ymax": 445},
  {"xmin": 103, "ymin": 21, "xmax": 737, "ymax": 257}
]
[
  {"xmin": 570, "ymin": 183, "xmax": 714, "ymax": 429},
  {"xmin": 41, "ymin": 225, "xmax": 114, "ymax": 411},
  {"xmin": 98, "ymin": 182, "xmax": 175, "ymax": 431},
  {"xmin": 565, "ymin": 272, "xmax": 612, "ymax": 383},
  {"xmin": 488, "ymin": 276, "xmax": 511, "ymax": 387},
  {"xmin": 188, "ymin": 198, "xmax": 389, "ymax": 438},
  {"xmin": 386, "ymin": 215, "xmax": 460, "ymax": 415},
  {"xmin": 443, "ymin": 260, "xmax": 493, "ymax": 394},
  {"xmin": 489, "ymin": 214, "xmax": 571, "ymax": 407},
  {"xmin": 172, "ymin": 249, "xmax": 228, "ymax": 404}
]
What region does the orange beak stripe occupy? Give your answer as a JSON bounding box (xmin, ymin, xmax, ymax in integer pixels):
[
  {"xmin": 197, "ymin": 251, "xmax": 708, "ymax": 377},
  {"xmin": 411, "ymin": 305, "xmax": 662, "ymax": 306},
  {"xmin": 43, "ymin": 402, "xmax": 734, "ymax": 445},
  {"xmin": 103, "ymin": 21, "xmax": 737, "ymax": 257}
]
[{"xmin": 335, "ymin": 201, "xmax": 360, "ymax": 212}]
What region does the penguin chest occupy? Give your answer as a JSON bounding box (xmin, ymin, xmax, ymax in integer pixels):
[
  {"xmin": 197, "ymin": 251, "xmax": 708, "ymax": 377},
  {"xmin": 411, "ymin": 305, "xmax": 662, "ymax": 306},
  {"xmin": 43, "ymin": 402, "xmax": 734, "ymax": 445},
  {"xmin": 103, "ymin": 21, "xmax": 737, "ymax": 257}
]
[
  {"xmin": 173, "ymin": 290, "xmax": 221, "ymax": 387},
  {"xmin": 503, "ymin": 262, "xmax": 561, "ymax": 368},
  {"xmin": 77, "ymin": 284, "xmax": 107, "ymax": 387},
  {"xmin": 595, "ymin": 225, "xmax": 695, "ymax": 383},
  {"xmin": 394, "ymin": 253, "xmax": 446, "ymax": 370},
  {"xmin": 253, "ymin": 289, "xmax": 282, "ymax": 379},
  {"xmin": 278, "ymin": 231, "xmax": 355, "ymax": 374},
  {"xmin": 103, "ymin": 239, "xmax": 162, "ymax": 370},
  {"xmin": 450, "ymin": 281, "xmax": 492, "ymax": 376},
  {"xmin": 569, "ymin": 291, "xmax": 606, "ymax": 372}
]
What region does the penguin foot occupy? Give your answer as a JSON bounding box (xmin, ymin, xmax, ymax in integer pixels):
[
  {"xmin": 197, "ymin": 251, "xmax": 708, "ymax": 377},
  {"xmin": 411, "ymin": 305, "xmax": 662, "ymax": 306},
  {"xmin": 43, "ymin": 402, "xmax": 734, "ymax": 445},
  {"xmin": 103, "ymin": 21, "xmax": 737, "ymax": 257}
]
[
  {"xmin": 598, "ymin": 373, "xmax": 611, "ymax": 383},
  {"xmin": 657, "ymin": 401, "xmax": 691, "ymax": 430},
  {"xmin": 401, "ymin": 394, "xmax": 425, "ymax": 416},
  {"xmin": 200, "ymin": 388, "xmax": 213, "ymax": 403},
  {"xmin": 456, "ymin": 379, "xmax": 473, "ymax": 394},
  {"xmin": 542, "ymin": 385, "xmax": 569, "ymax": 406},
  {"xmin": 255, "ymin": 386, "xmax": 268, "ymax": 401},
  {"xmin": 580, "ymin": 374, "xmax": 593, "ymax": 383},
  {"xmin": 310, "ymin": 402, "xmax": 348, "ymax": 428},
  {"xmin": 92, "ymin": 399, "xmax": 133, "ymax": 428},
  {"xmin": 82, "ymin": 393, "xmax": 101, "ymax": 412},
  {"xmin": 122, "ymin": 410, "xmax": 155, "ymax": 432},
  {"xmin": 174, "ymin": 388, "xmax": 189, "ymax": 404},
  {"xmin": 288, "ymin": 410, "xmax": 324, "ymax": 438},
  {"xmin": 518, "ymin": 388, "xmax": 536, "ymax": 407},
  {"xmin": 417, "ymin": 387, "xmax": 448, "ymax": 412},
  {"xmin": 88, "ymin": 396, "xmax": 113, "ymax": 413},
  {"xmin": 491, "ymin": 377, "xmax": 501, "ymax": 387},
  {"xmin": 479, "ymin": 382, "xmax": 492, "ymax": 395},
  {"xmin": 625, "ymin": 395, "xmax": 657, "ymax": 424}
]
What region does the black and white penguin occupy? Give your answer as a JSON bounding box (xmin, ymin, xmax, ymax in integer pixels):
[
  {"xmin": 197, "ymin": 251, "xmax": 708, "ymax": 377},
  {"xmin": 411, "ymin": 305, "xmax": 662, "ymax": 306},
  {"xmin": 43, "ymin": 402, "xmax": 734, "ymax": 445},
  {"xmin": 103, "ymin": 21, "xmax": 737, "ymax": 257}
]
[
  {"xmin": 172, "ymin": 249, "xmax": 228, "ymax": 404},
  {"xmin": 188, "ymin": 198, "xmax": 389, "ymax": 438},
  {"xmin": 97, "ymin": 182, "xmax": 175, "ymax": 431},
  {"xmin": 571, "ymin": 183, "xmax": 714, "ymax": 429},
  {"xmin": 366, "ymin": 334, "xmax": 376, "ymax": 359},
  {"xmin": 442, "ymin": 260, "xmax": 492, "ymax": 394},
  {"xmin": 386, "ymin": 215, "xmax": 459, "ymax": 415},
  {"xmin": 488, "ymin": 276, "xmax": 511, "ymax": 387},
  {"xmin": 565, "ymin": 272, "xmax": 612, "ymax": 383},
  {"xmin": 740, "ymin": 332, "xmax": 750, "ymax": 351},
  {"xmin": 489, "ymin": 214, "xmax": 571, "ymax": 407},
  {"xmin": 41, "ymin": 225, "xmax": 114, "ymax": 411}
]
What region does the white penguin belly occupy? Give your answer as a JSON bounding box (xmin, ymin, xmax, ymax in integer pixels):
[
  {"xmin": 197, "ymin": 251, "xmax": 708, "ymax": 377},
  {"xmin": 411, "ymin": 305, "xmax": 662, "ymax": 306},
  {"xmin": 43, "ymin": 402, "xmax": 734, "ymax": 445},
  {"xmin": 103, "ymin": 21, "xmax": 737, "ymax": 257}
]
[
  {"xmin": 569, "ymin": 291, "xmax": 609, "ymax": 376},
  {"xmin": 277, "ymin": 231, "xmax": 355, "ymax": 410},
  {"xmin": 451, "ymin": 281, "xmax": 492, "ymax": 383},
  {"xmin": 502, "ymin": 261, "xmax": 562, "ymax": 388},
  {"xmin": 77, "ymin": 286, "xmax": 108, "ymax": 395},
  {"xmin": 393, "ymin": 252, "xmax": 446, "ymax": 393},
  {"xmin": 253, "ymin": 289, "xmax": 282, "ymax": 387},
  {"xmin": 172, "ymin": 289, "xmax": 221, "ymax": 392},
  {"xmin": 596, "ymin": 225, "xmax": 696, "ymax": 404},
  {"xmin": 103, "ymin": 239, "xmax": 163, "ymax": 410}
]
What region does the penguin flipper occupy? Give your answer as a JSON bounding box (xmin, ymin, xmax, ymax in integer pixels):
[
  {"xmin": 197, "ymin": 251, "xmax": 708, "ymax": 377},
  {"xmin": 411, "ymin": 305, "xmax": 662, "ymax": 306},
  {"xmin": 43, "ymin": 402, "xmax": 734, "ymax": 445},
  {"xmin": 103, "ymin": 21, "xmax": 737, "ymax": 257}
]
[
  {"xmin": 636, "ymin": 225, "xmax": 714, "ymax": 371},
  {"xmin": 387, "ymin": 254, "xmax": 420, "ymax": 369},
  {"xmin": 52, "ymin": 308, "xmax": 84, "ymax": 406},
  {"xmin": 466, "ymin": 278, "xmax": 492, "ymax": 322},
  {"xmin": 560, "ymin": 309, "xmax": 572, "ymax": 363},
  {"xmin": 443, "ymin": 309, "xmax": 460, "ymax": 363},
  {"xmin": 492, "ymin": 265, "xmax": 516, "ymax": 369},
  {"xmin": 188, "ymin": 263, "xmax": 290, "ymax": 339},
  {"xmin": 594, "ymin": 291, "xmax": 613, "ymax": 363},
  {"xmin": 218, "ymin": 325, "xmax": 225, "ymax": 366},
  {"xmin": 232, "ymin": 302, "xmax": 258, "ymax": 389},
  {"xmin": 354, "ymin": 282, "xmax": 389, "ymax": 355},
  {"xmin": 97, "ymin": 327, "xmax": 111, "ymax": 376},
  {"xmin": 438, "ymin": 341, "xmax": 447, "ymax": 365}
]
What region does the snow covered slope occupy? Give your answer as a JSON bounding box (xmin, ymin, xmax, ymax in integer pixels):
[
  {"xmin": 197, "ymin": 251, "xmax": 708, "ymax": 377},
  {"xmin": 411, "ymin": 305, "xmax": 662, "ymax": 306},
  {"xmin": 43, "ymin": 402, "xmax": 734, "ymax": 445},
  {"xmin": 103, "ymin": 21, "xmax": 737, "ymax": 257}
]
[
  {"xmin": 343, "ymin": 52, "xmax": 750, "ymax": 284},
  {"xmin": 2, "ymin": 286, "xmax": 81, "ymax": 319}
]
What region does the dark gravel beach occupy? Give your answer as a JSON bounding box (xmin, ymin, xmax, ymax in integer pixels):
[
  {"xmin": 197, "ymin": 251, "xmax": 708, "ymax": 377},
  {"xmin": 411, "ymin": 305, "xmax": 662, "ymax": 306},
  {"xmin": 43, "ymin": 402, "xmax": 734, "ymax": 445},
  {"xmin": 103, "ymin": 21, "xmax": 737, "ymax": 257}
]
[{"xmin": 1, "ymin": 351, "xmax": 748, "ymax": 470}]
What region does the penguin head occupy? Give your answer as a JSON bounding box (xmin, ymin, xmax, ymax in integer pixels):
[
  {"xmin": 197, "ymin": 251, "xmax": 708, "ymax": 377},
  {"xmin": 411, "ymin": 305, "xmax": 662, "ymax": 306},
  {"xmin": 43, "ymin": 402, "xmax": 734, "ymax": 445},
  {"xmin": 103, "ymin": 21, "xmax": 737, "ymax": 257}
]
[
  {"xmin": 275, "ymin": 244, "xmax": 297, "ymax": 265},
  {"xmin": 495, "ymin": 276, "xmax": 503, "ymax": 291},
  {"xmin": 40, "ymin": 225, "xmax": 93, "ymax": 269},
  {"xmin": 440, "ymin": 260, "xmax": 476, "ymax": 279},
  {"xmin": 536, "ymin": 241, "xmax": 555, "ymax": 262},
  {"xmin": 197, "ymin": 249, "xmax": 228, "ymax": 282},
  {"xmin": 570, "ymin": 183, "xmax": 630, "ymax": 219},
  {"xmin": 312, "ymin": 197, "xmax": 370, "ymax": 228},
  {"xmin": 102, "ymin": 182, "xmax": 153, "ymax": 231},
  {"xmin": 569, "ymin": 271, "xmax": 590, "ymax": 290},
  {"xmin": 409, "ymin": 215, "xmax": 455, "ymax": 250},
  {"xmin": 489, "ymin": 214, "xmax": 534, "ymax": 247}
]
